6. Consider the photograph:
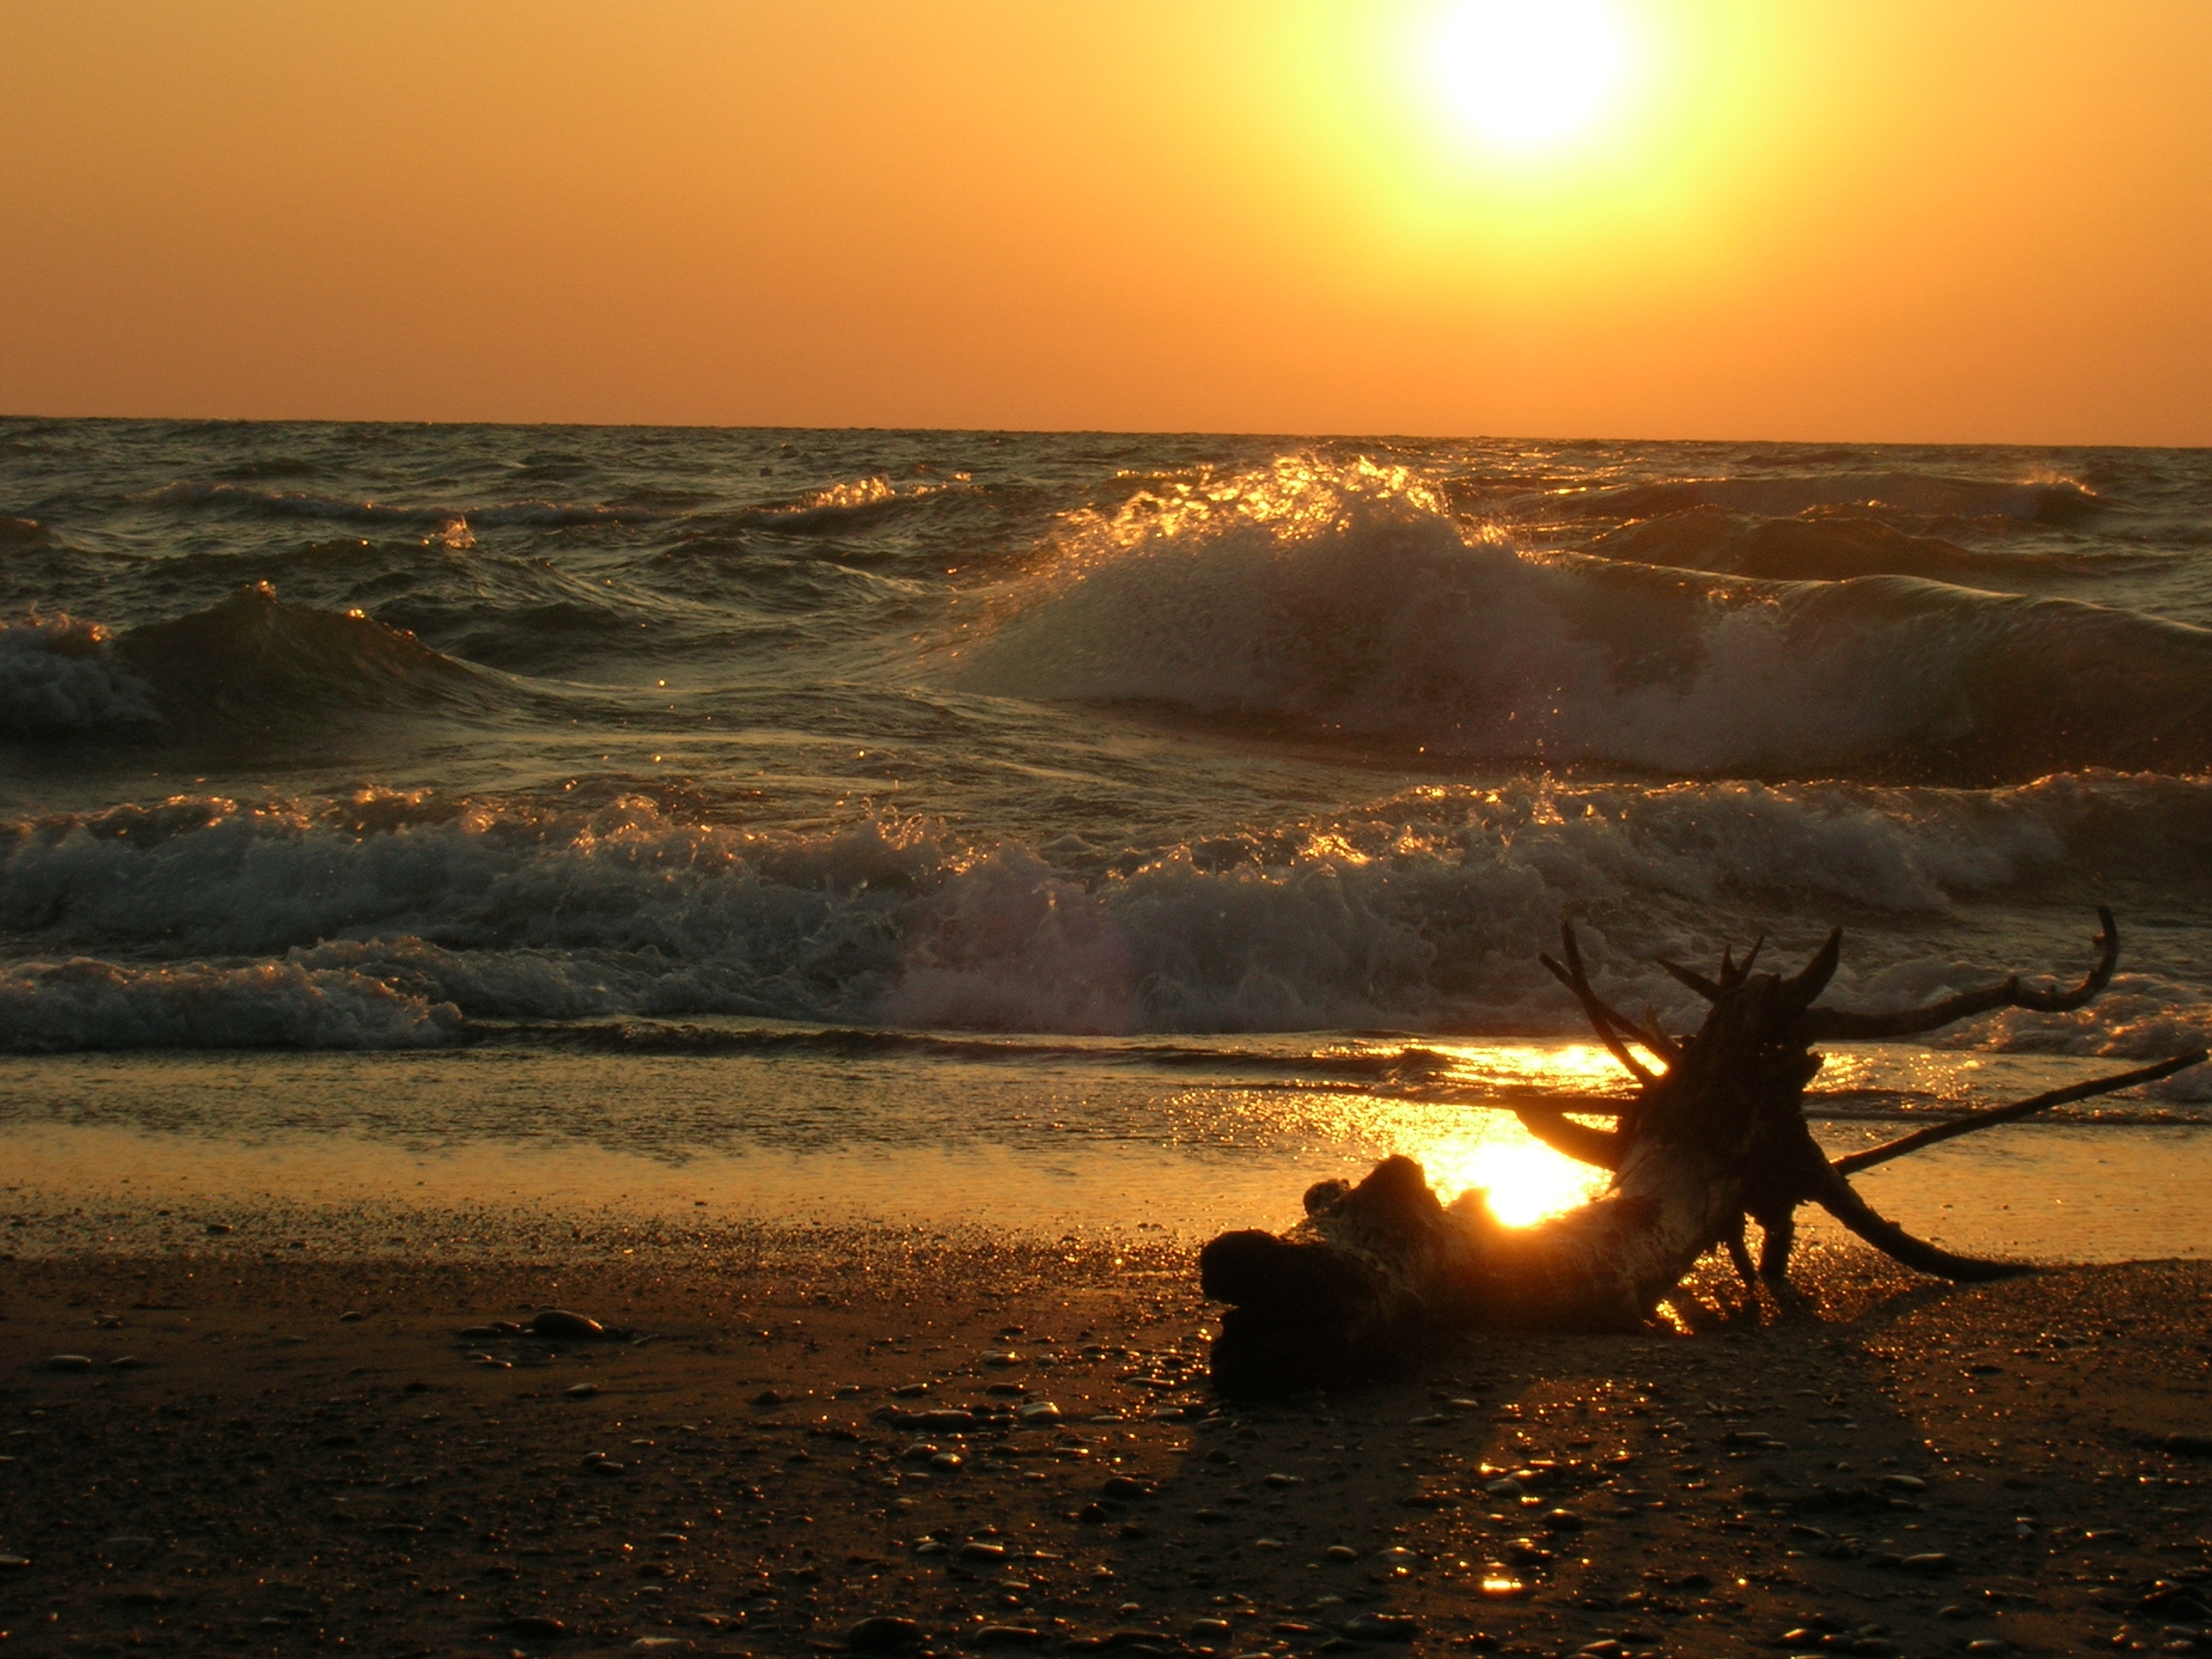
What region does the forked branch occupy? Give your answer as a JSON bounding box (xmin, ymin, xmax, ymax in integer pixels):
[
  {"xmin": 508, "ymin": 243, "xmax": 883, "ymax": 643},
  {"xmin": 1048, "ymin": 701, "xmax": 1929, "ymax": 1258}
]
[
  {"xmin": 1804, "ymin": 907, "xmax": 2120, "ymax": 1040},
  {"xmin": 1540, "ymin": 923, "xmax": 1660, "ymax": 1086}
]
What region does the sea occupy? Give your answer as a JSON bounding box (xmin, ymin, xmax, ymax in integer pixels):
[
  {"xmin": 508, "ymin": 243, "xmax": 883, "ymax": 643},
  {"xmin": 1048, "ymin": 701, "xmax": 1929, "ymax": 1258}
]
[{"xmin": 3, "ymin": 419, "xmax": 2209, "ymax": 1260}]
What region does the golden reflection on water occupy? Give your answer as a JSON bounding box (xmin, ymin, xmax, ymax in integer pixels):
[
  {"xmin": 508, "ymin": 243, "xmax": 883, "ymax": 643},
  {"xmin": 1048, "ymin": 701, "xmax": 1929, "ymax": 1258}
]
[
  {"xmin": 1421, "ymin": 1041, "xmax": 1618, "ymax": 1223},
  {"xmin": 1430, "ymin": 1039, "xmax": 1636, "ymax": 1094}
]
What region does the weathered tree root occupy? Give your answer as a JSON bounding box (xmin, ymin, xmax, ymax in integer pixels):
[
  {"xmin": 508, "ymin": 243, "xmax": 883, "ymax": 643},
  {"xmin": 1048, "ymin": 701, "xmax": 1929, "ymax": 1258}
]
[{"xmin": 1200, "ymin": 910, "xmax": 2205, "ymax": 1394}]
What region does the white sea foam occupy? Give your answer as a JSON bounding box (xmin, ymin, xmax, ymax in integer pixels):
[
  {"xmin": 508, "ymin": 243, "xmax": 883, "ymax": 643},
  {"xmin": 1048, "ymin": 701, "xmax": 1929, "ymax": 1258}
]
[
  {"xmin": 0, "ymin": 615, "xmax": 159, "ymax": 732},
  {"xmin": 0, "ymin": 958, "xmax": 460, "ymax": 1051},
  {"xmin": 959, "ymin": 458, "xmax": 2211, "ymax": 781},
  {"xmin": 1, "ymin": 776, "xmax": 2204, "ymax": 1048}
]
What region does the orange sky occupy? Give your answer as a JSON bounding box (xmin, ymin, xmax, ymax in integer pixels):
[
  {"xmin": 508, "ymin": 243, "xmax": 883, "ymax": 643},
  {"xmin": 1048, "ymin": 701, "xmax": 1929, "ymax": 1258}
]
[{"xmin": 3, "ymin": 0, "xmax": 2208, "ymax": 443}]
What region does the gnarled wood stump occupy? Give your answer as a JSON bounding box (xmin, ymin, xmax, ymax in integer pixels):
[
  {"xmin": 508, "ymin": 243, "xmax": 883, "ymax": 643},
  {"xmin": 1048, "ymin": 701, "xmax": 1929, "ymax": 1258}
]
[{"xmin": 1200, "ymin": 911, "xmax": 2203, "ymax": 1395}]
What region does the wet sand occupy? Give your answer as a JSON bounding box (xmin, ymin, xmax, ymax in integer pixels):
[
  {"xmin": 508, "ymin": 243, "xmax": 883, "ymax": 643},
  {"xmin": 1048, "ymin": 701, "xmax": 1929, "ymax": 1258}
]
[{"xmin": 3, "ymin": 1224, "xmax": 2209, "ymax": 1659}]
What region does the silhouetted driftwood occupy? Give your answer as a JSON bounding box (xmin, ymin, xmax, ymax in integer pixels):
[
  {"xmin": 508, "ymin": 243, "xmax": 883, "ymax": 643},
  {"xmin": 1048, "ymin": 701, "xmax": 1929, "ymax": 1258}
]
[{"xmin": 1199, "ymin": 910, "xmax": 2203, "ymax": 1394}]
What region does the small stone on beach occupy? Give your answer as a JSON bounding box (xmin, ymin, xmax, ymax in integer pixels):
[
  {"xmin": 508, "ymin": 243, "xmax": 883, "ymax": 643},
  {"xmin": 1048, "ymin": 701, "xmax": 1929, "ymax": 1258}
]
[
  {"xmin": 530, "ymin": 1308, "xmax": 608, "ymax": 1341},
  {"xmin": 847, "ymin": 1615, "xmax": 922, "ymax": 1652},
  {"xmin": 1342, "ymin": 1613, "xmax": 1418, "ymax": 1643}
]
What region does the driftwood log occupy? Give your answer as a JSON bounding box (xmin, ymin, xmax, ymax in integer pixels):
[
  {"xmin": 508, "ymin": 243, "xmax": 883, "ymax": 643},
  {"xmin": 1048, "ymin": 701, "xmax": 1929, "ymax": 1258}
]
[{"xmin": 1199, "ymin": 911, "xmax": 2204, "ymax": 1395}]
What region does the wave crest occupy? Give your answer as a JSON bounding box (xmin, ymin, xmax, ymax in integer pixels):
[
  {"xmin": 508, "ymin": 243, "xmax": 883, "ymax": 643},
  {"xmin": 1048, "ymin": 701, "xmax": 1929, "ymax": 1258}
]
[
  {"xmin": 0, "ymin": 957, "xmax": 461, "ymax": 1052},
  {"xmin": 0, "ymin": 614, "xmax": 160, "ymax": 734},
  {"xmin": 105, "ymin": 583, "xmax": 492, "ymax": 727},
  {"xmin": 1, "ymin": 773, "xmax": 2207, "ymax": 1047},
  {"xmin": 960, "ymin": 458, "xmax": 2212, "ymax": 783}
]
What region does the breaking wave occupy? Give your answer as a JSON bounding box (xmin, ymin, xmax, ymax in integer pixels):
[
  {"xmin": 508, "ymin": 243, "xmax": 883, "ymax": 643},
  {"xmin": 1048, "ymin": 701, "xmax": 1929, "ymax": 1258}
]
[
  {"xmin": 961, "ymin": 460, "xmax": 2212, "ymax": 783},
  {"xmin": 0, "ymin": 957, "xmax": 460, "ymax": 1051},
  {"xmin": 2, "ymin": 775, "xmax": 2207, "ymax": 1059},
  {"xmin": 1, "ymin": 614, "xmax": 161, "ymax": 733}
]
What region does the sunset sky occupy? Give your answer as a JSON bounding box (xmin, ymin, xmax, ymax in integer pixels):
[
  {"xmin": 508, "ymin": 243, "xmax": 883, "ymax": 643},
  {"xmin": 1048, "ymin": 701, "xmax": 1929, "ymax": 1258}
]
[{"xmin": 3, "ymin": 0, "xmax": 2208, "ymax": 443}]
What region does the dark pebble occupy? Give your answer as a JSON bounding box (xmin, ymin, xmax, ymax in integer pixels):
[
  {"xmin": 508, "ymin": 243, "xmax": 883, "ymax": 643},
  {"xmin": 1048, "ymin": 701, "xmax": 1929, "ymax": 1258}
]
[
  {"xmin": 1900, "ymin": 1552, "xmax": 1956, "ymax": 1575},
  {"xmin": 565, "ymin": 1382, "xmax": 600, "ymax": 1399},
  {"xmin": 1342, "ymin": 1613, "xmax": 1418, "ymax": 1643},
  {"xmin": 847, "ymin": 1615, "xmax": 922, "ymax": 1653},
  {"xmin": 530, "ymin": 1308, "xmax": 608, "ymax": 1341},
  {"xmin": 507, "ymin": 1615, "xmax": 568, "ymax": 1639}
]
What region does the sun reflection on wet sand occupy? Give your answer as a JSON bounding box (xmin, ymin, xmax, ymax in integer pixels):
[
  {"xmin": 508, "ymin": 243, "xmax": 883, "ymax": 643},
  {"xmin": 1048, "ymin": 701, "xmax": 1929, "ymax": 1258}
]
[
  {"xmin": 1410, "ymin": 1119, "xmax": 1611, "ymax": 1224},
  {"xmin": 1416, "ymin": 1041, "xmax": 1621, "ymax": 1221},
  {"xmin": 1263, "ymin": 1040, "xmax": 1632, "ymax": 1224}
]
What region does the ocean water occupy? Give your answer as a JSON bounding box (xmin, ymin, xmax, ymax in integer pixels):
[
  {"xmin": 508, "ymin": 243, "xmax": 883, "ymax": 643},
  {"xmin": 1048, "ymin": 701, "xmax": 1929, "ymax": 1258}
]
[{"xmin": 3, "ymin": 419, "xmax": 2209, "ymax": 1245}]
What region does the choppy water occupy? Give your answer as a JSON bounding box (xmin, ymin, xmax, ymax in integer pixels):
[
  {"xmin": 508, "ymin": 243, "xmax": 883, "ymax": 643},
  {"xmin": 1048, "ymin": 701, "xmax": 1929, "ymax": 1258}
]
[{"xmin": 3, "ymin": 418, "xmax": 2209, "ymax": 1132}]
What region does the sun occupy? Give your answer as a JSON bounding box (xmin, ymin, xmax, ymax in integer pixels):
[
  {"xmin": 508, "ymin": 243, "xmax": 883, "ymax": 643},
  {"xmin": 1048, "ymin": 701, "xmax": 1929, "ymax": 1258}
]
[{"xmin": 1422, "ymin": 0, "xmax": 1637, "ymax": 156}]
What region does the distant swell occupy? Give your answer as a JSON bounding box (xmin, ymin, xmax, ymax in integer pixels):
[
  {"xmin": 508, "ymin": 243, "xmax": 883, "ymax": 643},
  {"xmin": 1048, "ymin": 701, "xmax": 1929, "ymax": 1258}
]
[
  {"xmin": 962, "ymin": 463, "xmax": 2212, "ymax": 784},
  {"xmin": 1584, "ymin": 506, "xmax": 2114, "ymax": 585},
  {"xmin": 145, "ymin": 480, "xmax": 642, "ymax": 528},
  {"xmin": 728, "ymin": 475, "xmax": 972, "ymax": 535},
  {"xmin": 1577, "ymin": 470, "xmax": 2101, "ymax": 526}
]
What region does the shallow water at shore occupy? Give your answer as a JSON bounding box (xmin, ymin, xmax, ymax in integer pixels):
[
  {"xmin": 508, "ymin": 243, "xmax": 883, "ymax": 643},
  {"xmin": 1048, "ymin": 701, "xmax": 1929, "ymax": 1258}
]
[{"xmin": 4, "ymin": 1039, "xmax": 2204, "ymax": 1260}]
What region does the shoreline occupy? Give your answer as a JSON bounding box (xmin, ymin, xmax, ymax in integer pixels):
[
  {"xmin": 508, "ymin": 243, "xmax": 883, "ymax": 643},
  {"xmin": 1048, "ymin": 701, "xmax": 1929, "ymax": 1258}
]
[
  {"xmin": 3, "ymin": 1111, "xmax": 2209, "ymax": 1267},
  {"xmin": 3, "ymin": 1231, "xmax": 2208, "ymax": 1658}
]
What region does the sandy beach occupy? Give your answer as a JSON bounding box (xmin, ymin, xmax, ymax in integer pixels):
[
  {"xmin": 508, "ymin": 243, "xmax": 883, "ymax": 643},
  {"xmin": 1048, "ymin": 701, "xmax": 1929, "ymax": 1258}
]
[{"xmin": 3, "ymin": 1217, "xmax": 2207, "ymax": 1659}]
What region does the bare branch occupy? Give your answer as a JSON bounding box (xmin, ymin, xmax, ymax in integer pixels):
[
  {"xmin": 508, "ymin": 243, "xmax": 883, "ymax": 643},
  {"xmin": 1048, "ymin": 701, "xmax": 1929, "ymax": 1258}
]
[
  {"xmin": 1731, "ymin": 934, "xmax": 1765, "ymax": 986},
  {"xmin": 1784, "ymin": 928, "xmax": 1842, "ymax": 1010},
  {"xmin": 1832, "ymin": 1051, "xmax": 2206, "ymax": 1174},
  {"xmin": 1540, "ymin": 922, "xmax": 1659, "ymax": 1087},
  {"xmin": 1813, "ymin": 1165, "xmax": 2034, "ymax": 1281},
  {"xmin": 1656, "ymin": 958, "xmax": 1720, "ymax": 1000},
  {"xmin": 1638, "ymin": 1010, "xmax": 1684, "ymax": 1067},
  {"xmin": 1513, "ymin": 1106, "xmax": 1621, "ymax": 1170},
  {"xmin": 1804, "ymin": 907, "xmax": 2119, "ymax": 1039}
]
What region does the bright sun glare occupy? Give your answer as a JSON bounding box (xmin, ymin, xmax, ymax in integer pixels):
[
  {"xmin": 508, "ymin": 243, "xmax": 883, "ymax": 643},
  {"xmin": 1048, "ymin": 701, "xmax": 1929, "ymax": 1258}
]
[{"xmin": 1423, "ymin": 0, "xmax": 1634, "ymax": 155}]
